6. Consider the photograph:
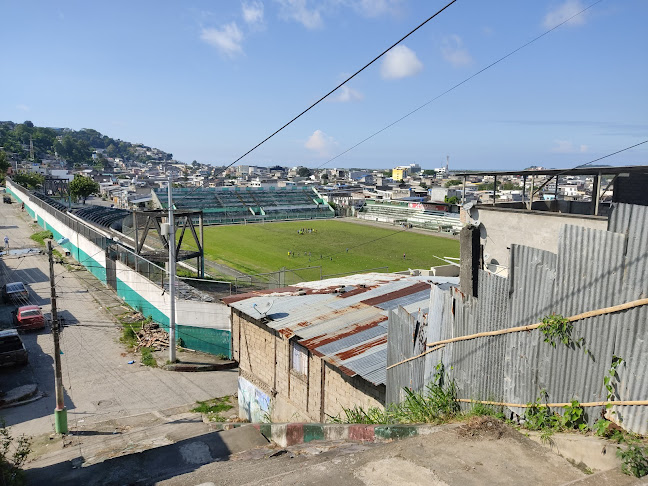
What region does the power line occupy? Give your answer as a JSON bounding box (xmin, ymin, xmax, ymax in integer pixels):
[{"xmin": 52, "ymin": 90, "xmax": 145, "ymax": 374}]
[{"xmin": 316, "ymin": 0, "xmax": 604, "ymax": 169}]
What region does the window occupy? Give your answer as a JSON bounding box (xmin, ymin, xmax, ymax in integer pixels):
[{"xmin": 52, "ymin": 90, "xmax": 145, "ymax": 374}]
[{"xmin": 290, "ymin": 341, "xmax": 308, "ymax": 376}]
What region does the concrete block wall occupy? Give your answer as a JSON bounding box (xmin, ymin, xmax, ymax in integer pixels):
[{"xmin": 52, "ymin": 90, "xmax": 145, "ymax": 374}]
[
  {"xmin": 324, "ymin": 362, "xmax": 385, "ymax": 417},
  {"xmin": 233, "ymin": 311, "xmax": 386, "ymax": 423},
  {"xmin": 6, "ymin": 180, "xmax": 232, "ymax": 357}
]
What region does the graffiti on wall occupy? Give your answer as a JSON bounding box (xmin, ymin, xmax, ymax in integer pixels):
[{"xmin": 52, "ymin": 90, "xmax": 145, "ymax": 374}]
[{"xmin": 238, "ymin": 376, "xmax": 270, "ymax": 423}]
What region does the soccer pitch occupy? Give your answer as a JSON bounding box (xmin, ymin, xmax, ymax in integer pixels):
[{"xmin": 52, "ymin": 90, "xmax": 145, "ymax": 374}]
[{"xmin": 192, "ymin": 220, "xmax": 459, "ymax": 278}]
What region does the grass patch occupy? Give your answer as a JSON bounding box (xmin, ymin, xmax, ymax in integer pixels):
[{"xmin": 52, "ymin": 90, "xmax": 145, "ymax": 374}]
[
  {"xmin": 140, "ymin": 347, "xmax": 157, "ymax": 367},
  {"xmin": 192, "ymin": 396, "xmax": 234, "ymax": 422},
  {"xmin": 331, "ymin": 364, "xmax": 459, "ymax": 425},
  {"xmin": 30, "ymin": 230, "xmax": 53, "ymax": 246},
  {"xmin": 119, "ymin": 324, "xmax": 140, "ymax": 349},
  {"xmin": 181, "ymin": 220, "xmax": 459, "ymax": 277}
]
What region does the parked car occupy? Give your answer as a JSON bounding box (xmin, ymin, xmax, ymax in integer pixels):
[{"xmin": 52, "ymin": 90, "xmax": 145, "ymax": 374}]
[
  {"xmin": 12, "ymin": 305, "xmax": 46, "ymax": 331},
  {"xmin": 1, "ymin": 282, "xmax": 29, "ymax": 303},
  {"xmin": 2, "ymin": 195, "xmax": 11, "ymax": 204},
  {"xmin": 0, "ymin": 329, "xmax": 28, "ymax": 367}
]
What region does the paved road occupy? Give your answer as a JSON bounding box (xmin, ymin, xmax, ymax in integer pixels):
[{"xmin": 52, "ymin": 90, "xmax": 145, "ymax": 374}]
[{"xmin": 0, "ymin": 201, "xmax": 237, "ymax": 438}]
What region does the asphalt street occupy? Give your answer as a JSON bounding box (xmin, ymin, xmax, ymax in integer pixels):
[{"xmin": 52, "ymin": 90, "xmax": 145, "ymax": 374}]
[{"xmin": 0, "ymin": 200, "xmax": 237, "ymax": 438}]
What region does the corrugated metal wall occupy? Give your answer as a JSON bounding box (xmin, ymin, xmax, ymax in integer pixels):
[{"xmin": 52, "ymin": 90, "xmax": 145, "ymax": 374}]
[
  {"xmin": 386, "ymin": 307, "xmax": 427, "ymax": 404},
  {"xmin": 387, "ymin": 203, "xmax": 648, "ymax": 434}
]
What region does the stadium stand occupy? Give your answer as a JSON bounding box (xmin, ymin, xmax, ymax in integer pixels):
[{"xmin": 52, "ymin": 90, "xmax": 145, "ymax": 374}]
[
  {"xmin": 32, "ymin": 191, "xmax": 69, "ymax": 213},
  {"xmin": 153, "ymin": 186, "xmax": 335, "ymax": 225},
  {"xmin": 358, "ymin": 200, "xmax": 462, "ymax": 233},
  {"xmin": 73, "ymin": 205, "xmax": 130, "ymax": 231}
]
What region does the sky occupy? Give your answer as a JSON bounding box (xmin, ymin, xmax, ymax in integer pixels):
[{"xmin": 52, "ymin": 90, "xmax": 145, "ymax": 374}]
[{"xmin": 1, "ymin": 0, "xmax": 647, "ymax": 170}]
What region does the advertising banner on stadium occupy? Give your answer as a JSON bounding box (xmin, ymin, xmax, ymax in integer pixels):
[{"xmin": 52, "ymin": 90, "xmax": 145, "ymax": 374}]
[
  {"xmin": 408, "ymin": 203, "xmax": 424, "ymax": 210},
  {"xmin": 423, "ymin": 203, "xmax": 449, "ymax": 212}
]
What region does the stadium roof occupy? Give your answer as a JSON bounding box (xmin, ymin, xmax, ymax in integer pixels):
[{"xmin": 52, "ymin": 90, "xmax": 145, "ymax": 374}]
[
  {"xmin": 223, "ymin": 273, "xmax": 458, "ymax": 387},
  {"xmin": 73, "ymin": 205, "xmax": 130, "ymax": 230}
]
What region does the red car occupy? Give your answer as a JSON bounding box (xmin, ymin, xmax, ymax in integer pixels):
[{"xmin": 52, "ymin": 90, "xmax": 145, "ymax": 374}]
[{"xmin": 12, "ymin": 305, "xmax": 46, "ymax": 331}]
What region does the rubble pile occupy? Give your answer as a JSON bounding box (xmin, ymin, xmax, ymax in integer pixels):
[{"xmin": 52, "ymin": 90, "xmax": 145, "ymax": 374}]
[{"xmin": 135, "ymin": 321, "xmax": 169, "ymax": 351}]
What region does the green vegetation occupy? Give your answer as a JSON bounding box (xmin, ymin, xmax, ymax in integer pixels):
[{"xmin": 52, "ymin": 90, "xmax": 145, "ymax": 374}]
[
  {"xmin": 444, "ymin": 195, "xmax": 459, "ymax": 205},
  {"xmin": 331, "ymin": 364, "xmax": 459, "ymax": 425},
  {"xmin": 12, "ymin": 172, "xmax": 44, "ymax": 190},
  {"xmin": 604, "ymin": 355, "xmax": 624, "ymax": 409},
  {"xmin": 1, "ymin": 419, "xmax": 31, "ymax": 486},
  {"xmin": 118, "ymin": 314, "xmax": 151, "ymax": 349},
  {"xmin": 539, "ymin": 314, "xmax": 579, "ymax": 348},
  {"xmin": 0, "ymin": 151, "xmax": 9, "ymax": 184},
  {"xmin": 140, "ymin": 347, "xmax": 157, "ymax": 367},
  {"xmin": 120, "ymin": 325, "xmax": 138, "ymax": 348},
  {"xmin": 593, "ymin": 417, "xmax": 648, "ymax": 477},
  {"xmin": 444, "ymin": 179, "xmax": 463, "ymax": 187},
  {"xmin": 30, "ymin": 230, "xmax": 53, "ymax": 246},
  {"xmin": 297, "ymin": 167, "xmax": 311, "ymax": 177},
  {"xmin": 69, "ymin": 174, "xmax": 100, "ymax": 204},
  {"xmin": 618, "ymin": 443, "xmax": 648, "ymax": 477},
  {"xmin": 0, "ymin": 121, "xmax": 172, "ymax": 167},
  {"xmin": 189, "ymin": 220, "xmax": 459, "ymax": 277},
  {"xmin": 477, "ymin": 181, "xmax": 522, "ymax": 191},
  {"xmin": 191, "ymin": 396, "xmax": 234, "ymax": 422}
]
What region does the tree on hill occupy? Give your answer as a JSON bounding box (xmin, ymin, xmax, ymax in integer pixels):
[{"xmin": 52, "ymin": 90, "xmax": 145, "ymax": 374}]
[
  {"xmin": 297, "ymin": 167, "xmax": 311, "ymax": 177},
  {"xmin": 70, "ymin": 175, "xmax": 99, "ymax": 204},
  {"xmin": 0, "ymin": 151, "xmax": 9, "ymax": 174}
]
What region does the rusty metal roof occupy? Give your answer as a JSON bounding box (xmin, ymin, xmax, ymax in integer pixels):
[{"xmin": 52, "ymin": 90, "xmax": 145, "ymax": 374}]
[{"xmin": 224, "ymin": 273, "xmax": 458, "ymax": 386}]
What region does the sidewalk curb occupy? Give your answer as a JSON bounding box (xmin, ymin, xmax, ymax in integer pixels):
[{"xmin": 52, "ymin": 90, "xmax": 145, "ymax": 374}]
[
  {"xmin": 252, "ymin": 422, "xmax": 457, "ymax": 448},
  {"xmin": 162, "ymin": 361, "xmax": 237, "ymax": 372},
  {"xmin": 0, "ymin": 392, "xmax": 45, "ymax": 410}
]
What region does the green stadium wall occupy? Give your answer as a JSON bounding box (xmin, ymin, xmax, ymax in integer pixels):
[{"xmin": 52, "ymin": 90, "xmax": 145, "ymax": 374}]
[{"xmin": 6, "ymin": 181, "xmax": 231, "ymax": 358}]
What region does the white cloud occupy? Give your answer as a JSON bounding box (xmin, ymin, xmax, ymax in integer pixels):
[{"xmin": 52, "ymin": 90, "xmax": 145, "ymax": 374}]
[
  {"xmin": 305, "ymin": 130, "xmax": 337, "ymax": 156},
  {"xmin": 352, "ymin": 0, "xmax": 402, "ymax": 18},
  {"xmin": 242, "ymin": 1, "xmax": 264, "ymax": 26},
  {"xmin": 440, "ymin": 35, "xmax": 472, "ymax": 67},
  {"xmin": 380, "ymin": 45, "xmax": 423, "ymax": 80},
  {"xmin": 331, "ymin": 85, "xmax": 363, "ymax": 103},
  {"xmin": 16, "ymin": 104, "xmax": 30, "ymax": 112},
  {"xmin": 275, "ymin": 0, "xmax": 322, "ymax": 29},
  {"xmin": 551, "ymin": 140, "xmax": 588, "ymax": 153},
  {"xmin": 543, "ymin": 0, "xmax": 587, "ymax": 29},
  {"xmin": 200, "ymin": 23, "xmax": 244, "ymax": 57}
]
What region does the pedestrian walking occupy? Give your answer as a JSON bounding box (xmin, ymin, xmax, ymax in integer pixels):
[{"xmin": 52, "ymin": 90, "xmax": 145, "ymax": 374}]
[
  {"xmin": 3, "ymin": 235, "xmax": 9, "ymax": 250},
  {"xmin": 403, "ymin": 253, "xmax": 406, "ymax": 259}
]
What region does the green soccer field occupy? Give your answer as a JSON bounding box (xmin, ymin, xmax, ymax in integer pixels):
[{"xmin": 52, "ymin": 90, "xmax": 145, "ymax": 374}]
[{"xmin": 187, "ymin": 220, "xmax": 459, "ymax": 279}]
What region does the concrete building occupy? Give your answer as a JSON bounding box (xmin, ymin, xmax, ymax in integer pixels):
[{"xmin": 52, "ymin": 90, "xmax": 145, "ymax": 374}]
[
  {"xmin": 222, "ymin": 274, "xmax": 444, "ymax": 423},
  {"xmin": 391, "ymin": 167, "xmax": 408, "ymax": 181}
]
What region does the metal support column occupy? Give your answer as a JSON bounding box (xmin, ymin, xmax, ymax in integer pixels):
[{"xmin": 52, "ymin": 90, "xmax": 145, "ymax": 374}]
[
  {"xmin": 199, "ymin": 212, "xmax": 205, "ymax": 278},
  {"xmin": 167, "ymin": 177, "xmax": 177, "ymax": 363}
]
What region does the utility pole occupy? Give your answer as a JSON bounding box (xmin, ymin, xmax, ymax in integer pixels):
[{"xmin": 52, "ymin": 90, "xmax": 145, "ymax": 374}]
[
  {"xmin": 167, "ymin": 176, "xmax": 177, "ymax": 363},
  {"xmin": 47, "ymin": 240, "xmax": 67, "ymax": 434}
]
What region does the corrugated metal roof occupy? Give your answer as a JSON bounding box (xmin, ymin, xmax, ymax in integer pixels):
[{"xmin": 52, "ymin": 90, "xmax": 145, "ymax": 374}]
[{"xmin": 225, "ymin": 273, "xmax": 458, "ymax": 386}]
